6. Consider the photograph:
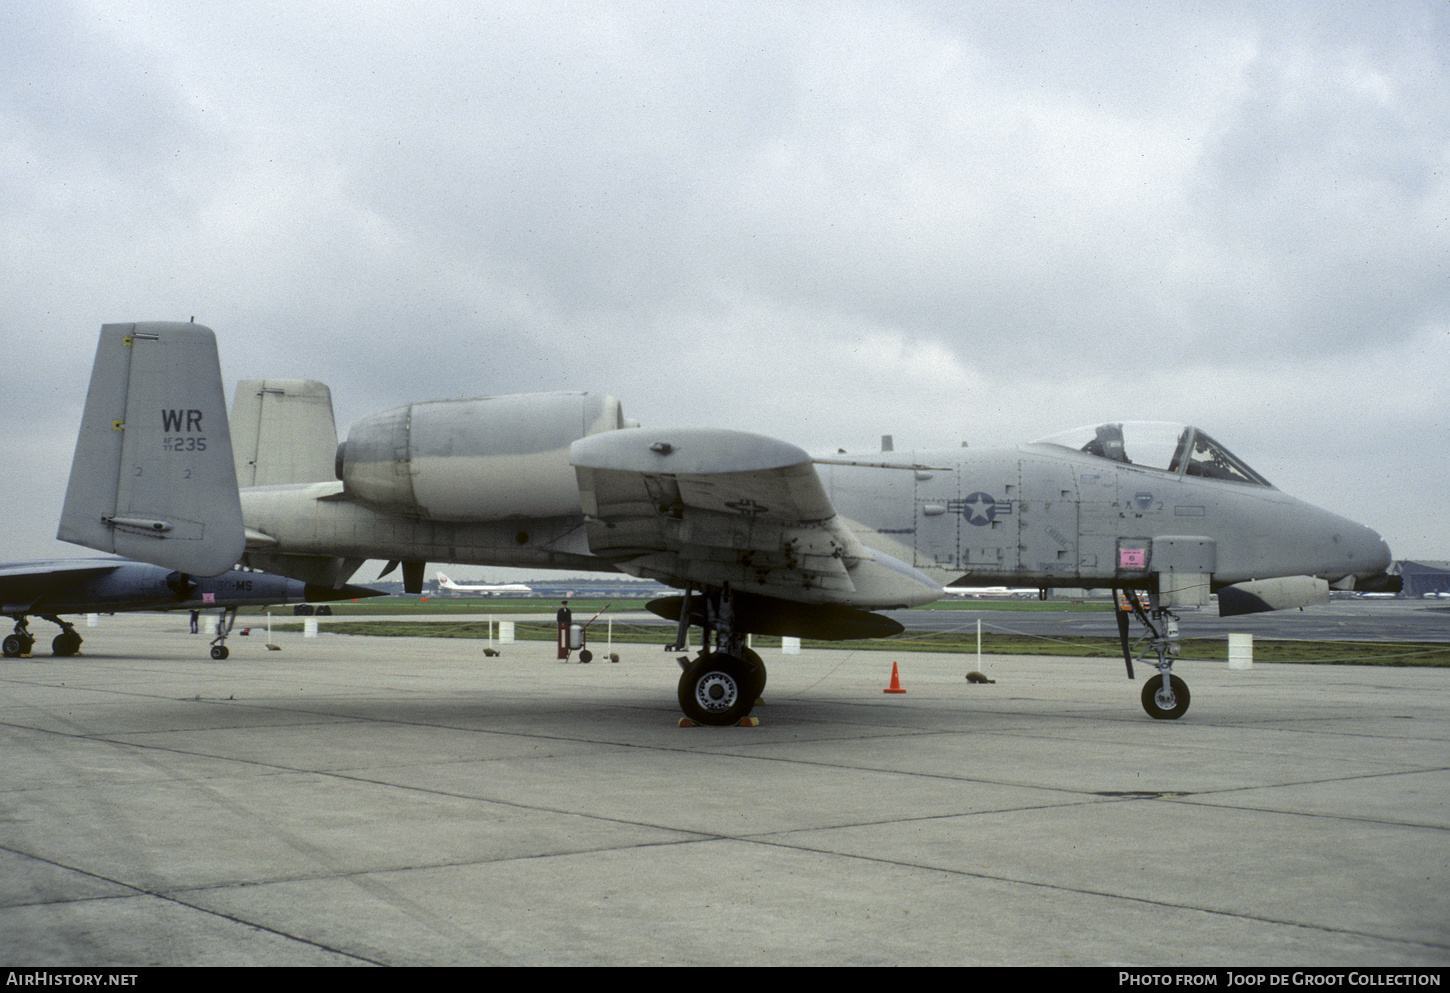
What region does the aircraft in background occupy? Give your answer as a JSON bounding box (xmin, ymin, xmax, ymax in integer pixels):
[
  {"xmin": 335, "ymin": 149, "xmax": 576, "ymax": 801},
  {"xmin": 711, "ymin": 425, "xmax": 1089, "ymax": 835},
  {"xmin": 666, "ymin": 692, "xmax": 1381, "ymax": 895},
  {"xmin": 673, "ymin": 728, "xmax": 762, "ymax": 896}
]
[
  {"xmin": 435, "ymin": 572, "xmax": 532, "ymax": 596},
  {"xmin": 57, "ymin": 323, "xmax": 1398, "ymax": 724},
  {"xmin": 943, "ymin": 586, "xmax": 1042, "ymax": 598},
  {"xmin": 1, "ymin": 557, "xmax": 382, "ymax": 659}
]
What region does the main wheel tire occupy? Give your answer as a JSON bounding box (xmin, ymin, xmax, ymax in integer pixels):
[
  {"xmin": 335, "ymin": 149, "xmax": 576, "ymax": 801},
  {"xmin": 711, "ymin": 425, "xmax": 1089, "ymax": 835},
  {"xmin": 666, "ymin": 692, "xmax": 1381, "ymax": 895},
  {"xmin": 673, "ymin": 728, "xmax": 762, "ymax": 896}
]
[
  {"xmin": 678, "ymin": 652, "xmax": 755, "ymax": 726},
  {"xmin": 1141, "ymin": 673, "xmax": 1190, "ymax": 720},
  {"xmin": 52, "ymin": 632, "xmax": 81, "ymax": 656},
  {"xmin": 210, "ymin": 645, "xmax": 229, "ymax": 660},
  {"xmin": 741, "ymin": 648, "xmax": 767, "ymax": 701}
]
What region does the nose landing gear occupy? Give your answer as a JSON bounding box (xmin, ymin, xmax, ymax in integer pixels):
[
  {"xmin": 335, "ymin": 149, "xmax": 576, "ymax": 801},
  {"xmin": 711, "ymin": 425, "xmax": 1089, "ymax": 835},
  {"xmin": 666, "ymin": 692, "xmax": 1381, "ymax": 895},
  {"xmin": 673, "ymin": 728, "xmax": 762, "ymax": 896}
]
[{"xmin": 1116, "ymin": 589, "xmax": 1192, "ymax": 720}]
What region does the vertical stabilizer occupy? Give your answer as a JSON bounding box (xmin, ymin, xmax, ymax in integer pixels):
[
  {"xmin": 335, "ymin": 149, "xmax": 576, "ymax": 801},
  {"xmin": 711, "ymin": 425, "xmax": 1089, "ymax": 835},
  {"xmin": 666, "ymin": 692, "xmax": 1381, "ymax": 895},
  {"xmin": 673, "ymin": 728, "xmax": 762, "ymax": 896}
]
[
  {"xmin": 58, "ymin": 323, "xmax": 245, "ymax": 576},
  {"xmin": 231, "ymin": 379, "xmax": 339, "ymax": 485}
]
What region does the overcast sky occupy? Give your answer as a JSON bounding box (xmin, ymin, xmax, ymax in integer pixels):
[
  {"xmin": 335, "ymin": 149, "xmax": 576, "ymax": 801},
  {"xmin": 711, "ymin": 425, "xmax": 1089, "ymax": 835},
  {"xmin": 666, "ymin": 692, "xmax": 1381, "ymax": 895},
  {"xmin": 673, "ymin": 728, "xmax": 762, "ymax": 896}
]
[{"xmin": 3, "ymin": 0, "xmax": 1447, "ymax": 579}]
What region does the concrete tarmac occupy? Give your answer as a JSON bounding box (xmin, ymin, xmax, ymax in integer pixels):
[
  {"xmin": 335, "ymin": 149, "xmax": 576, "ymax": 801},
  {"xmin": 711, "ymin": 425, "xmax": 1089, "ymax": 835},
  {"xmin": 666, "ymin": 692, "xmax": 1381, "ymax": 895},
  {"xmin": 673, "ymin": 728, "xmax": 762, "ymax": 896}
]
[{"xmin": 1, "ymin": 613, "xmax": 1446, "ymax": 967}]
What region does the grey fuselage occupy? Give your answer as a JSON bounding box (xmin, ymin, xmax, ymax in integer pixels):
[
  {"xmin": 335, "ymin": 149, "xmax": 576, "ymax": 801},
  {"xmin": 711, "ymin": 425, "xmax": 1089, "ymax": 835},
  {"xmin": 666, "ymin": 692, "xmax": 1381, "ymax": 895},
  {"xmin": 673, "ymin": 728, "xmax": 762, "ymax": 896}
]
[
  {"xmin": 237, "ymin": 438, "xmax": 1390, "ymax": 599},
  {"xmin": 821, "ymin": 442, "xmax": 1390, "ymax": 591}
]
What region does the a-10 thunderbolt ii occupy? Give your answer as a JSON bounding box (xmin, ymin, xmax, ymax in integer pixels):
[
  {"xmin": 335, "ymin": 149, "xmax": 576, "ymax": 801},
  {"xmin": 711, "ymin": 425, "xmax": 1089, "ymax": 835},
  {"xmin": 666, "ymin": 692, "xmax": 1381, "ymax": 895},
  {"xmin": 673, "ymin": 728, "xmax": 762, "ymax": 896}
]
[
  {"xmin": 1, "ymin": 557, "xmax": 382, "ymax": 659},
  {"xmin": 58, "ymin": 323, "xmax": 1397, "ymax": 725}
]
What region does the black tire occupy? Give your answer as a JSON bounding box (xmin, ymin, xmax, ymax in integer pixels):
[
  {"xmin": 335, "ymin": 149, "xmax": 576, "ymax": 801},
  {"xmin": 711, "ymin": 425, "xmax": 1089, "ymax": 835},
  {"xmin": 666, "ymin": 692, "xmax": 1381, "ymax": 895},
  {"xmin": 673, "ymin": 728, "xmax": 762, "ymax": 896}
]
[
  {"xmin": 210, "ymin": 645, "xmax": 229, "ymax": 660},
  {"xmin": 741, "ymin": 648, "xmax": 767, "ymax": 701},
  {"xmin": 678, "ymin": 653, "xmax": 755, "ymax": 726},
  {"xmin": 578, "ymin": 649, "xmax": 592, "ymax": 664},
  {"xmin": 2, "ymin": 634, "xmax": 23, "ymax": 657},
  {"xmin": 52, "ymin": 632, "xmax": 81, "ymax": 656},
  {"xmin": 1141, "ymin": 673, "xmax": 1190, "ymax": 720}
]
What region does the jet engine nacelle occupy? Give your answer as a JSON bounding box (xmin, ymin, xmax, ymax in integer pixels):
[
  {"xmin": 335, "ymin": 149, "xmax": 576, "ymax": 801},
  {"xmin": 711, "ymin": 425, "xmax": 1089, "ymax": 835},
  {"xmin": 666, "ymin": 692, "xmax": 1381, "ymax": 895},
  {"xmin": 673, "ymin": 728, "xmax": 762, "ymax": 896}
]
[
  {"xmin": 1217, "ymin": 575, "xmax": 1330, "ymax": 616},
  {"xmin": 336, "ymin": 392, "xmax": 632, "ymax": 522}
]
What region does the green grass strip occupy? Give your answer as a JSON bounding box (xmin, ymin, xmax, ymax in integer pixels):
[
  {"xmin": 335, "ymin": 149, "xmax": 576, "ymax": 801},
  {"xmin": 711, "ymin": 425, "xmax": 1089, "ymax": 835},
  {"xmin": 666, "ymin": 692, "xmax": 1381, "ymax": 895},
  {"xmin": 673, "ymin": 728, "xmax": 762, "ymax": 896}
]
[{"xmin": 271, "ymin": 619, "xmax": 1450, "ymax": 666}]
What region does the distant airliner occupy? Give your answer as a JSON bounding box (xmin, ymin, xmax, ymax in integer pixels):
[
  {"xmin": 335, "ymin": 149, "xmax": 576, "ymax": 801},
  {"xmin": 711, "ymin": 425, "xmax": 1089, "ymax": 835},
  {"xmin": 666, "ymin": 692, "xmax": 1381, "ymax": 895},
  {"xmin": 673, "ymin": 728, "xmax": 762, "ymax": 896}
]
[
  {"xmin": 942, "ymin": 586, "xmax": 1041, "ymax": 598},
  {"xmin": 436, "ymin": 572, "xmax": 532, "ymax": 595}
]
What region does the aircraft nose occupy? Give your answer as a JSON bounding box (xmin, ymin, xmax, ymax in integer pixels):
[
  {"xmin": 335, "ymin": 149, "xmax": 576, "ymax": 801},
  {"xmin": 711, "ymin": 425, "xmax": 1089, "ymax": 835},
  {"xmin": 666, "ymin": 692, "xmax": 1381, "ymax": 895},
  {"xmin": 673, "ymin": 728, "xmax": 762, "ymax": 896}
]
[{"xmin": 1335, "ymin": 519, "xmax": 1393, "ymax": 581}]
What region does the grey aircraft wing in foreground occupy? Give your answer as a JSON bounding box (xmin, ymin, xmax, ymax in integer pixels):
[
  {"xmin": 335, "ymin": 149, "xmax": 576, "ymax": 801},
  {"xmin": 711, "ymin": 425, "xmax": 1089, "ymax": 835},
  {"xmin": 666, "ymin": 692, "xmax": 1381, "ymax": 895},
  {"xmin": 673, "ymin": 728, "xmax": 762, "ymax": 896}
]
[
  {"xmin": 1, "ymin": 557, "xmax": 383, "ymax": 659},
  {"xmin": 58, "ymin": 323, "xmax": 1397, "ymax": 723}
]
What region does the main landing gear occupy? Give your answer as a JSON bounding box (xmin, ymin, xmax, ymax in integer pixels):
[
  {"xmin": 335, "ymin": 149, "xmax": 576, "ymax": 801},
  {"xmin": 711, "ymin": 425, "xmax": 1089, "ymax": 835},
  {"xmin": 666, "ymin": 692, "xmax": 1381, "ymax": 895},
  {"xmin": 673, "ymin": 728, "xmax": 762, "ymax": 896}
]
[
  {"xmin": 672, "ymin": 585, "xmax": 767, "ymax": 726},
  {"xmin": 4, "ymin": 615, "xmax": 84, "ymax": 658},
  {"xmin": 1115, "ymin": 589, "xmax": 1191, "ymax": 720},
  {"xmin": 209, "ymin": 607, "xmax": 239, "ymax": 660}
]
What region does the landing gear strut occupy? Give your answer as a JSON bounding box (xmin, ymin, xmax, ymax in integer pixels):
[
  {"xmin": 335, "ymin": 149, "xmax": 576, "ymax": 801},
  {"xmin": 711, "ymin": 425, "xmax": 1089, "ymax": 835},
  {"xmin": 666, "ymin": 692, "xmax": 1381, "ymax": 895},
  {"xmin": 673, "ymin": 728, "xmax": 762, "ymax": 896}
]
[
  {"xmin": 209, "ymin": 607, "xmax": 238, "ymax": 660},
  {"xmin": 1116, "ymin": 589, "xmax": 1191, "ymax": 720},
  {"xmin": 673, "ymin": 585, "xmax": 767, "ymax": 726}
]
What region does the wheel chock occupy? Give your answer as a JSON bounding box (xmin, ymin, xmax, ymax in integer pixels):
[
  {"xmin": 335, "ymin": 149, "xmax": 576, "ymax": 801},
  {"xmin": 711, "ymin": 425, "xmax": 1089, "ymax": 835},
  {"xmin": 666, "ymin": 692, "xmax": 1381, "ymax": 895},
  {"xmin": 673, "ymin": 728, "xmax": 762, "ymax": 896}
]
[
  {"xmin": 965, "ymin": 670, "xmax": 994, "ymax": 684},
  {"xmin": 884, "ymin": 661, "xmax": 907, "ymax": 694},
  {"xmin": 677, "ymin": 716, "xmax": 760, "ymax": 728}
]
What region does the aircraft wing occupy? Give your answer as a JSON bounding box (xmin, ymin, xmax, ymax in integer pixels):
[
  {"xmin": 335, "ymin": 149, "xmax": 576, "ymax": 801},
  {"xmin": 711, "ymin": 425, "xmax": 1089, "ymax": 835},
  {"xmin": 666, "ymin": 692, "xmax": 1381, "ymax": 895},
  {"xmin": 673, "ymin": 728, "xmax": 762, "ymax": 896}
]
[
  {"xmin": 1, "ymin": 556, "xmax": 385, "ymax": 616},
  {"xmin": 571, "ymin": 428, "xmax": 940, "ymax": 610},
  {"xmin": 0, "ymin": 559, "xmax": 122, "ymax": 612}
]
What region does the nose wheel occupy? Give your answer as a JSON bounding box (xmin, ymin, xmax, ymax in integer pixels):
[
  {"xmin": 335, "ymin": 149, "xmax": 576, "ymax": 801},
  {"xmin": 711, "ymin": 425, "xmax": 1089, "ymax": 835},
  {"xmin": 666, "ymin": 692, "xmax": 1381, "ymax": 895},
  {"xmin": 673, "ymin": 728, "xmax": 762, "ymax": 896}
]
[
  {"xmin": 1141, "ymin": 673, "xmax": 1190, "ymax": 720},
  {"xmin": 208, "ymin": 607, "xmax": 237, "ymax": 660}
]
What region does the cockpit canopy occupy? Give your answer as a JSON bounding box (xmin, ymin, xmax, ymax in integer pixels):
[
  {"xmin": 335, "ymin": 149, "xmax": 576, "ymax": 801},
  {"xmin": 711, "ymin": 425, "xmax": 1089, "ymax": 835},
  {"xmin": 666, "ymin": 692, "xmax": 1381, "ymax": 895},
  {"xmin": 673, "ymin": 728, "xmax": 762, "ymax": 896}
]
[{"xmin": 1032, "ymin": 421, "xmax": 1272, "ymax": 487}]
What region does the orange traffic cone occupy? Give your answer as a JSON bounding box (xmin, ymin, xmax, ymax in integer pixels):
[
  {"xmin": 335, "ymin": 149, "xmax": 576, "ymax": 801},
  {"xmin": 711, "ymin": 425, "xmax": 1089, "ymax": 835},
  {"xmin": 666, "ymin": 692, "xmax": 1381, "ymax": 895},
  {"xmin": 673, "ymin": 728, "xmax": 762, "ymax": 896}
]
[{"xmin": 883, "ymin": 661, "xmax": 906, "ymax": 694}]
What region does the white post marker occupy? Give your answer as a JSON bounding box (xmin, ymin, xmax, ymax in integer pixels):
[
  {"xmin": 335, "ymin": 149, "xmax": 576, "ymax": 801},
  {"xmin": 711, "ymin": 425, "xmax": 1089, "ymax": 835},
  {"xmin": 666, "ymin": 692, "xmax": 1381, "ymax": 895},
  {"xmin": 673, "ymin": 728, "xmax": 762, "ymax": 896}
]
[{"xmin": 1228, "ymin": 632, "xmax": 1253, "ymax": 669}]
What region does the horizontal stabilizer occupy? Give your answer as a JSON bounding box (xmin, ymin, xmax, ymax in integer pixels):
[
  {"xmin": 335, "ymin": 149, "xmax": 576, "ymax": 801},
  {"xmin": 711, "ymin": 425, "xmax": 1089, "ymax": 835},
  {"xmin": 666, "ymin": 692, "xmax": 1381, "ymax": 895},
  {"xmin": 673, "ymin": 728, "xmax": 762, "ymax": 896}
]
[
  {"xmin": 241, "ymin": 551, "xmax": 367, "ymax": 589},
  {"xmin": 1218, "ymin": 575, "xmax": 1330, "ymax": 616},
  {"xmin": 303, "ymin": 582, "xmax": 388, "ymax": 603},
  {"xmin": 58, "ymin": 323, "xmax": 245, "ymax": 576}
]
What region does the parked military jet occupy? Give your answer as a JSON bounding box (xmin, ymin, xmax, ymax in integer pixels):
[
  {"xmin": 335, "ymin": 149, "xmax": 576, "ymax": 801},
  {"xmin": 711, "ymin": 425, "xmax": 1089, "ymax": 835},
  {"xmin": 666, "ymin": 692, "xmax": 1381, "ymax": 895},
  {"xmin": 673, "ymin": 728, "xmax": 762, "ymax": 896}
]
[
  {"xmin": 1, "ymin": 557, "xmax": 382, "ymax": 659},
  {"xmin": 58, "ymin": 323, "xmax": 1397, "ymax": 723}
]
